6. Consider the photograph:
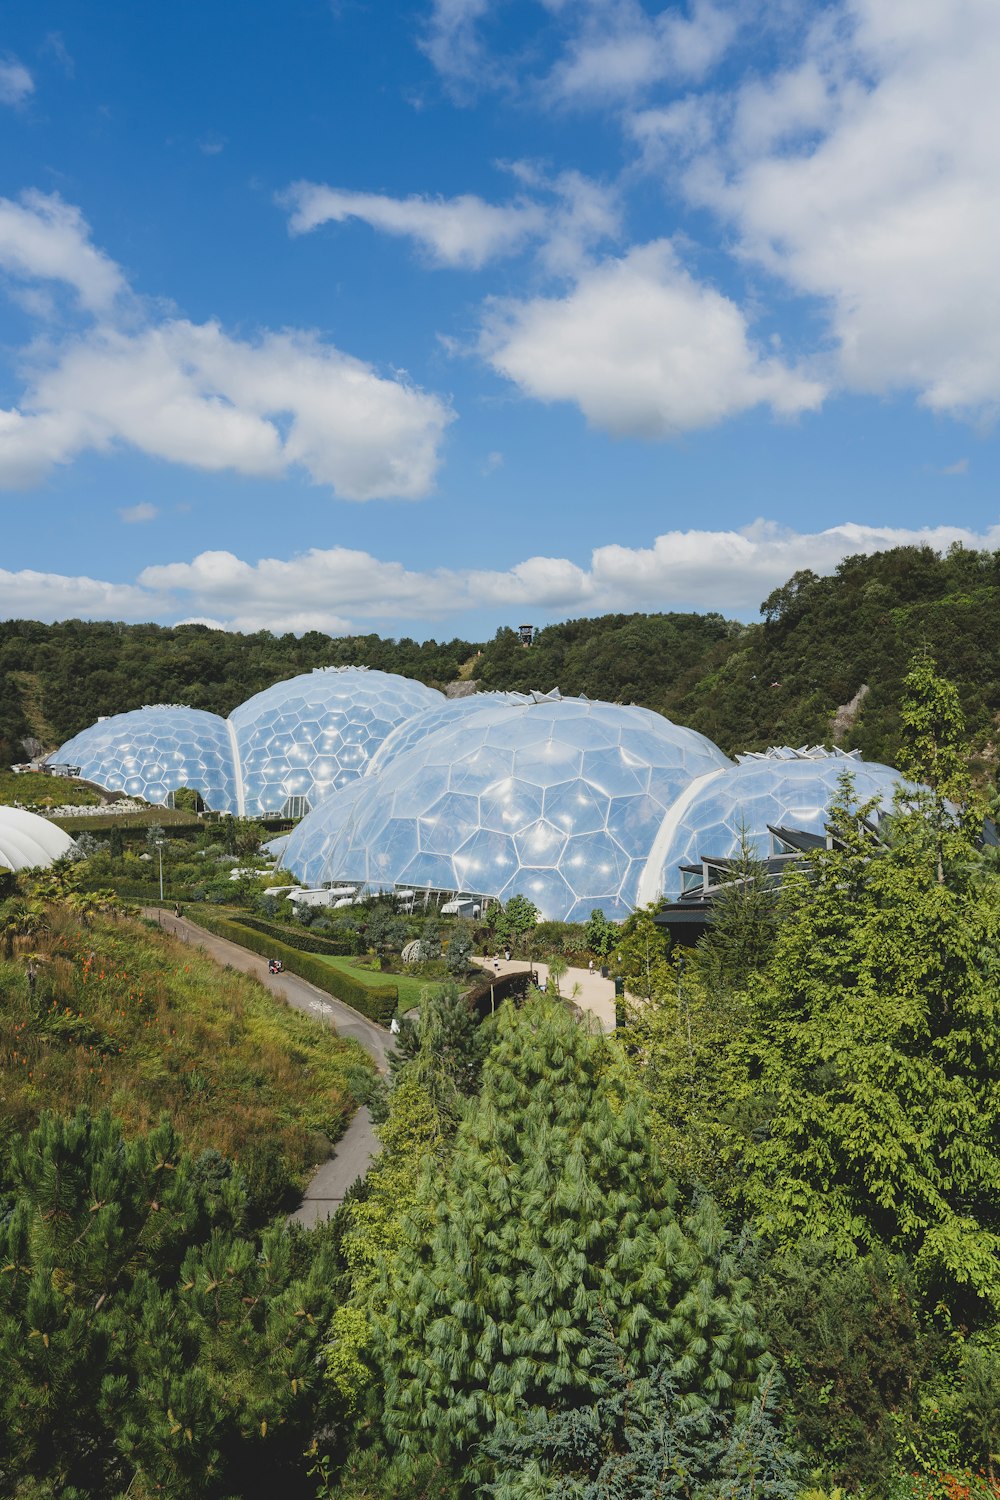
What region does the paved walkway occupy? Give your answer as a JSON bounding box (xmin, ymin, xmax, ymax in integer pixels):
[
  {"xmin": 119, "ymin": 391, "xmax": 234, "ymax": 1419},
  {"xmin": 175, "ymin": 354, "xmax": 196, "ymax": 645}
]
[
  {"xmin": 146, "ymin": 909, "xmax": 392, "ymax": 1069},
  {"xmin": 144, "ymin": 910, "xmax": 391, "ymax": 1223},
  {"xmin": 289, "ymin": 1106, "xmax": 377, "ymax": 1227},
  {"xmin": 473, "ymin": 955, "xmax": 616, "ymax": 1031}
]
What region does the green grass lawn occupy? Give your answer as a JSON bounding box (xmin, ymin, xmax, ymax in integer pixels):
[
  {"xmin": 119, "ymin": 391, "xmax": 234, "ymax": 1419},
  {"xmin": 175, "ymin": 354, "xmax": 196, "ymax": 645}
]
[
  {"xmin": 0, "ymin": 769, "xmax": 106, "ymax": 809},
  {"xmin": 311, "ymin": 953, "xmax": 440, "ymax": 1010}
]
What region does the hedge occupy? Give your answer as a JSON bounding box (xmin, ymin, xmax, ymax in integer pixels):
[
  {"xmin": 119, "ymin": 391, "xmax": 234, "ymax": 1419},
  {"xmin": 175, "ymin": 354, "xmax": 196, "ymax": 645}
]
[
  {"xmin": 182, "ymin": 907, "xmax": 397, "ymax": 1026},
  {"xmin": 229, "ymin": 913, "xmax": 356, "ymax": 957}
]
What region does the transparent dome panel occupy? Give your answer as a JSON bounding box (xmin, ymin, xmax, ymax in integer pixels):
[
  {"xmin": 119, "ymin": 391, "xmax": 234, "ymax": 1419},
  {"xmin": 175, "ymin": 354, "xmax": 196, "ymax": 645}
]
[
  {"xmin": 276, "ymin": 696, "xmax": 732, "ymax": 920},
  {"xmin": 229, "ymin": 667, "xmax": 443, "ymax": 818},
  {"xmin": 53, "ymin": 705, "xmax": 238, "ymax": 813},
  {"xmin": 642, "ymin": 753, "xmax": 904, "ymax": 900}
]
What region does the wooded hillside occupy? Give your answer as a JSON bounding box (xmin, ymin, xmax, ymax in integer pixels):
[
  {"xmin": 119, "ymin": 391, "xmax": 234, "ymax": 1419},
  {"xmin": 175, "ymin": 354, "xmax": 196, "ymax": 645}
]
[{"xmin": 4, "ymin": 543, "xmax": 1000, "ymax": 773}]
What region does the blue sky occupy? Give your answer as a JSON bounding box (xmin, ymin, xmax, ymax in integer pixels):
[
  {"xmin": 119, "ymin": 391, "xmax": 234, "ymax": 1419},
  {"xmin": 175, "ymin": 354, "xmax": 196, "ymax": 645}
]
[{"xmin": 0, "ymin": 0, "xmax": 998, "ymax": 638}]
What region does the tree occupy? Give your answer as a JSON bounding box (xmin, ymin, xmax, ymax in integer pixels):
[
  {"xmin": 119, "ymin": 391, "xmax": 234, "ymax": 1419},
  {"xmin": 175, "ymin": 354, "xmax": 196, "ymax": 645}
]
[
  {"xmin": 738, "ymin": 783, "xmax": 1000, "ymax": 1309},
  {"xmin": 487, "ymin": 893, "xmax": 539, "ymax": 951},
  {"xmin": 693, "ymin": 837, "xmax": 781, "ymax": 995},
  {"xmin": 419, "ymin": 916, "xmax": 442, "ymax": 960},
  {"xmin": 0, "ymin": 1109, "xmax": 340, "ymax": 1498},
  {"xmin": 584, "ymin": 908, "xmax": 616, "ymax": 959},
  {"xmin": 378, "ymin": 996, "xmax": 764, "ymax": 1477},
  {"xmin": 616, "ymin": 902, "xmax": 673, "ymax": 1002},
  {"xmin": 896, "ymin": 651, "xmax": 976, "ymax": 883},
  {"xmin": 444, "ymin": 925, "xmax": 473, "ymax": 977},
  {"xmin": 363, "ymin": 907, "xmax": 408, "ymax": 969},
  {"xmin": 484, "ymin": 1344, "xmax": 799, "ymax": 1500}
]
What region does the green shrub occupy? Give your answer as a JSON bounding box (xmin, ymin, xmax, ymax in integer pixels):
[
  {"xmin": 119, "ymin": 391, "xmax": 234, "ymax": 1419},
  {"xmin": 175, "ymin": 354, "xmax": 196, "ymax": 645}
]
[{"xmin": 77, "ymin": 879, "xmax": 202, "ymax": 902}]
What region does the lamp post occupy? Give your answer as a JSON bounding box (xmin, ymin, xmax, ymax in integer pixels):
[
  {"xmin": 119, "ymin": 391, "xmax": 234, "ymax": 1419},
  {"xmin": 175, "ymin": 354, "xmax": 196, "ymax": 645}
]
[{"xmin": 155, "ymin": 839, "xmax": 165, "ymax": 903}]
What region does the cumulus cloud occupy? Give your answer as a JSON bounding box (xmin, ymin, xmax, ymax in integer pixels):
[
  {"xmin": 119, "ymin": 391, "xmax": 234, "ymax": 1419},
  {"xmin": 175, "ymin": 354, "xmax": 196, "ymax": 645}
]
[
  {"xmin": 7, "ymin": 518, "xmax": 994, "ymax": 633},
  {"xmin": 0, "ymin": 57, "xmax": 33, "ymax": 107},
  {"xmin": 0, "ymin": 191, "xmax": 126, "ymax": 314},
  {"xmin": 0, "ymin": 567, "xmax": 161, "ymax": 622},
  {"xmin": 677, "ymin": 0, "xmax": 1000, "ymax": 415},
  {"xmin": 0, "ymin": 192, "xmax": 453, "ymax": 499},
  {"xmin": 480, "ymin": 240, "xmax": 824, "ymax": 436},
  {"xmin": 283, "ymin": 182, "xmax": 545, "ymax": 268}
]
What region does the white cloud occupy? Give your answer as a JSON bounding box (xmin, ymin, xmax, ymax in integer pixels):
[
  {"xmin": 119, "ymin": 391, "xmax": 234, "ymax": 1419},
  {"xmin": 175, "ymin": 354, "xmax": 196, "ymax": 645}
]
[
  {"xmin": 681, "ymin": 0, "xmax": 1000, "ymax": 415},
  {"xmin": 0, "ymin": 193, "xmax": 453, "ymax": 499},
  {"xmin": 118, "ymin": 502, "xmax": 159, "ymax": 523},
  {"xmin": 547, "ymin": 0, "xmax": 737, "ymax": 103},
  {"xmin": 283, "ymin": 168, "xmax": 619, "ymax": 274},
  {"xmin": 284, "ymin": 182, "xmax": 545, "ymax": 268},
  {"xmin": 0, "ymin": 57, "xmax": 33, "ymax": 107},
  {"xmin": 421, "ymin": 0, "xmax": 494, "ymax": 87},
  {"xmin": 0, "ymin": 567, "xmax": 160, "ymax": 622},
  {"xmin": 480, "ymin": 240, "xmax": 824, "ymax": 436},
  {"xmin": 7, "ymin": 517, "xmax": 992, "ymax": 633},
  {"xmin": 0, "ymin": 191, "xmax": 126, "ymax": 313}
]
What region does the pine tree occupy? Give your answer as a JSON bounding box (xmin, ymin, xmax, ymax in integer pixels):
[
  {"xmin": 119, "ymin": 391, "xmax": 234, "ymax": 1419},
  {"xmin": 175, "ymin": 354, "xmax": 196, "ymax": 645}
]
[
  {"xmin": 0, "ymin": 1110, "xmax": 339, "ymax": 1498},
  {"xmin": 378, "ymin": 996, "xmax": 764, "ymax": 1475}
]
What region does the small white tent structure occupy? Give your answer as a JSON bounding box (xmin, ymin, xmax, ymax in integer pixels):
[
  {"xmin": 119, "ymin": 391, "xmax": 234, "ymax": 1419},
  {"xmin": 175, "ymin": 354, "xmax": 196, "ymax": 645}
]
[{"xmin": 0, "ymin": 808, "xmax": 77, "ymax": 871}]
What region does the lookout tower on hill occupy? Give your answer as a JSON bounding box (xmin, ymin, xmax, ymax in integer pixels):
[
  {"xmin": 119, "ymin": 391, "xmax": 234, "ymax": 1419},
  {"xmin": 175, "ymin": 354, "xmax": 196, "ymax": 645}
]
[{"xmin": 518, "ymin": 624, "xmax": 535, "ymax": 646}]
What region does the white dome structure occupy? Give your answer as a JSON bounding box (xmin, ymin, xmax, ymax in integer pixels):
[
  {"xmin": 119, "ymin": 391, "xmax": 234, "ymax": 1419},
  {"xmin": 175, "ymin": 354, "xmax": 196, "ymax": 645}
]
[
  {"xmin": 277, "ymin": 696, "xmax": 732, "ymax": 921},
  {"xmin": 0, "ymin": 807, "xmax": 78, "ymax": 871},
  {"xmin": 228, "ymin": 667, "xmax": 444, "ymax": 819},
  {"xmin": 54, "ymin": 705, "xmax": 238, "ymax": 812},
  {"xmin": 636, "ymin": 746, "xmax": 904, "ymax": 903}
]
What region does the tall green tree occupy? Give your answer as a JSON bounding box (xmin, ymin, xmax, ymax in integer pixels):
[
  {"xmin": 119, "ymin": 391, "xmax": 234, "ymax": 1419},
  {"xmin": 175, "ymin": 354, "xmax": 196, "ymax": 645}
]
[
  {"xmin": 378, "ymin": 996, "xmax": 764, "ymax": 1477},
  {"xmin": 896, "ymin": 650, "xmax": 976, "ymax": 882},
  {"xmin": 616, "ymin": 902, "xmax": 673, "ymax": 1001},
  {"xmin": 739, "ymin": 784, "xmax": 1000, "ymax": 1309}
]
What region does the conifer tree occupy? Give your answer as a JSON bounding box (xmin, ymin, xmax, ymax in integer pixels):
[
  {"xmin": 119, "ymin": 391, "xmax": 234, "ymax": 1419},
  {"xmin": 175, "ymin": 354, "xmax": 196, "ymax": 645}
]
[
  {"xmin": 0, "ymin": 1110, "xmax": 339, "ymax": 1498},
  {"xmin": 378, "ymin": 996, "xmax": 763, "ymax": 1474},
  {"xmin": 895, "ymin": 650, "xmax": 977, "ymax": 883},
  {"xmin": 483, "ymin": 1340, "xmax": 799, "ymax": 1500}
]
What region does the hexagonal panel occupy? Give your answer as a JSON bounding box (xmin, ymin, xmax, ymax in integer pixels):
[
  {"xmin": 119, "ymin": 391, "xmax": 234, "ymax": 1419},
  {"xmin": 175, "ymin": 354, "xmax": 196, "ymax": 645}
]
[
  {"xmin": 228, "ymin": 667, "xmax": 443, "ymax": 817},
  {"xmin": 53, "ymin": 705, "xmax": 238, "ymax": 812}
]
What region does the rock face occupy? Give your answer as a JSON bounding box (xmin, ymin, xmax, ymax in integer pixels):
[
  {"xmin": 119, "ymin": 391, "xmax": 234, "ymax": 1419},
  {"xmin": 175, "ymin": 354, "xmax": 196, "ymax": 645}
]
[
  {"xmin": 445, "ymin": 680, "xmax": 481, "ymax": 698},
  {"xmin": 832, "ymin": 683, "xmax": 869, "ymax": 742}
]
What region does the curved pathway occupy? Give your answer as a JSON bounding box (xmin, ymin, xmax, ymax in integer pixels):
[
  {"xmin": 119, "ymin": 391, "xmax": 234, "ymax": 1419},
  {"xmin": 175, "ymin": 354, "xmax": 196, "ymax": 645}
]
[
  {"xmin": 148, "ymin": 909, "xmax": 392, "ymax": 1068},
  {"xmin": 473, "ymin": 954, "xmax": 617, "ymax": 1030},
  {"xmin": 144, "ymin": 910, "xmax": 390, "ymax": 1222}
]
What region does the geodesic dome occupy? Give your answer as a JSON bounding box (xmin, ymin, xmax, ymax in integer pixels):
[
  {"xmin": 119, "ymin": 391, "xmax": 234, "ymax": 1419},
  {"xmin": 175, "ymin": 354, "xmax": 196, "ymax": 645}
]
[
  {"xmin": 277, "ymin": 696, "xmax": 732, "ymax": 921},
  {"xmin": 228, "ymin": 667, "xmax": 444, "ymax": 819},
  {"xmin": 636, "ymin": 747, "xmax": 904, "ymax": 903},
  {"xmin": 0, "ymin": 807, "xmax": 78, "ymax": 870},
  {"xmin": 365, "ymin": 691, "xmax": 530, "ymax": 776},
  {"xmin": 53, "ymin": 705, "xmax": 238, "ymax": 812}
]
